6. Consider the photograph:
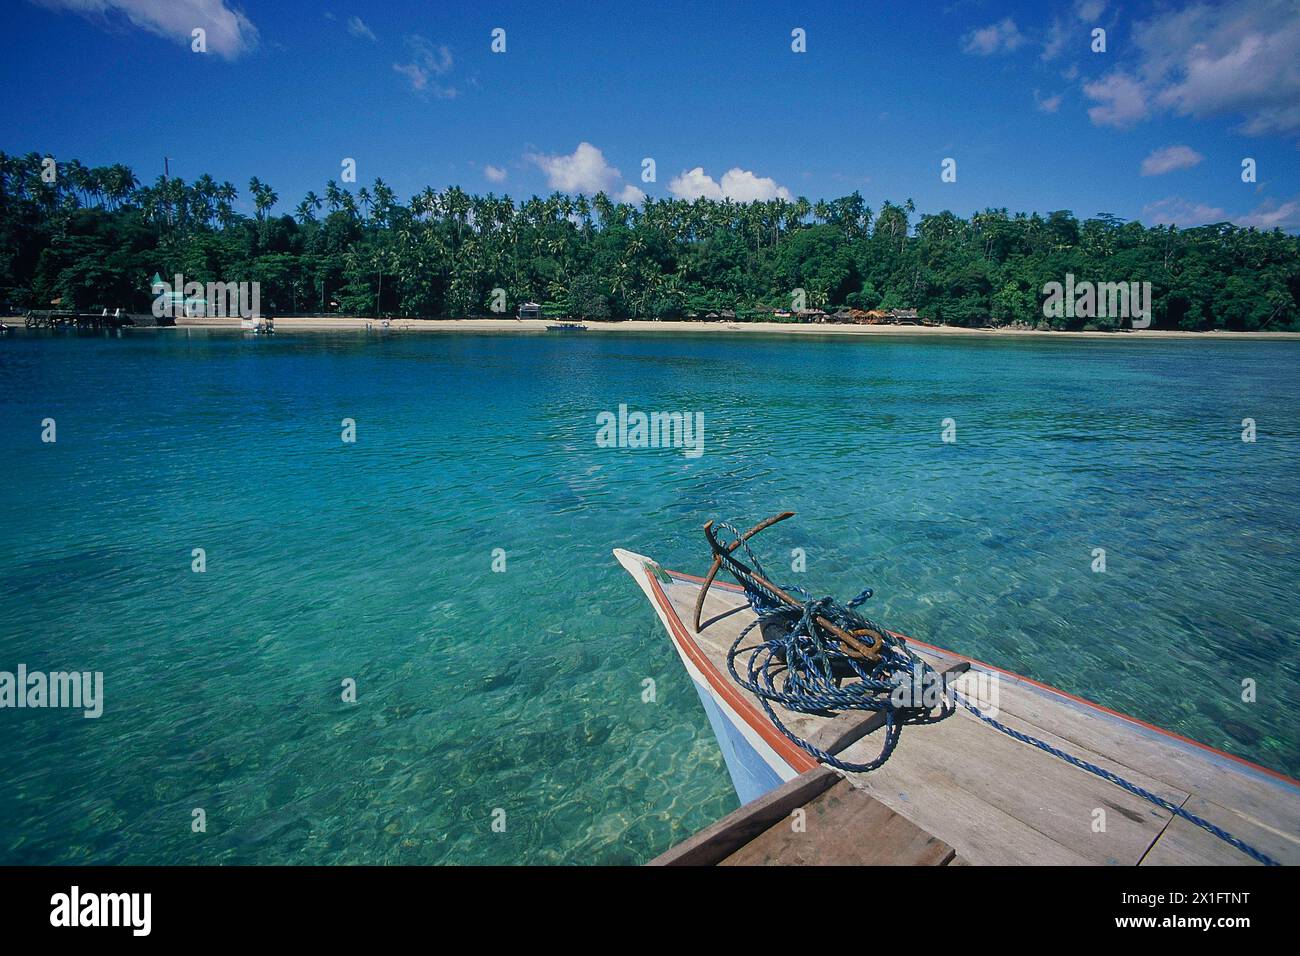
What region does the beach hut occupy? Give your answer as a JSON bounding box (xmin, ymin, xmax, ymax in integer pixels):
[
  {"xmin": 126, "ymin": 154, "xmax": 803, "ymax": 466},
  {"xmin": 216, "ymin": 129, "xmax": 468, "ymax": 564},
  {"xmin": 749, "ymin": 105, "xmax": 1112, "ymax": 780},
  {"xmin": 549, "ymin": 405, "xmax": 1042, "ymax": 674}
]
[
  {"xmin": 150, "ymin": 272, "xmax": 207, "ymax": 316},
  {"xmin": 517, "ymin": 301, "xmax": 542, "ymax": 319}
]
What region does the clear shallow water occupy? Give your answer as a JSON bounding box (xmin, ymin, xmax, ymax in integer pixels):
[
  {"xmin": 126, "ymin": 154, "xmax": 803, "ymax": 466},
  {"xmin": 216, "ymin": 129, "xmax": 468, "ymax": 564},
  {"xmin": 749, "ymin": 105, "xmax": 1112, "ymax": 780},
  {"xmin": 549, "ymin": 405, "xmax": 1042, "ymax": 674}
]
[{"xmin": 1, "ymin": 329, "xmax": 1297, "ymax": 864}]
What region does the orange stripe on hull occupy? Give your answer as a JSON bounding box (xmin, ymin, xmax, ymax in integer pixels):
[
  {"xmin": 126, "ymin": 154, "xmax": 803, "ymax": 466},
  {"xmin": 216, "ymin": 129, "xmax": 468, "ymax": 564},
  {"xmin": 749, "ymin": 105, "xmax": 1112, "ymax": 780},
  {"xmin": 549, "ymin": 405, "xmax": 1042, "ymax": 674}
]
[{"xmin": 645, "ymin": 570, "xmax": 818, "ymax": 775}]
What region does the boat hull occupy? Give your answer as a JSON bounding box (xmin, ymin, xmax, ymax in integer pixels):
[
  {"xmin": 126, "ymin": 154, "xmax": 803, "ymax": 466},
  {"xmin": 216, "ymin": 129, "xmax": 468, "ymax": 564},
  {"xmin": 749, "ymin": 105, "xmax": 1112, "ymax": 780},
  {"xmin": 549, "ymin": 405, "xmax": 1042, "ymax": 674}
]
[
  {"xmin": 615, "ymin": 546, "xmax": 1300, "ymax": 865},
  {"xmin": 614, "ymin": 549, "xmax": 815, "ymax": 804}
]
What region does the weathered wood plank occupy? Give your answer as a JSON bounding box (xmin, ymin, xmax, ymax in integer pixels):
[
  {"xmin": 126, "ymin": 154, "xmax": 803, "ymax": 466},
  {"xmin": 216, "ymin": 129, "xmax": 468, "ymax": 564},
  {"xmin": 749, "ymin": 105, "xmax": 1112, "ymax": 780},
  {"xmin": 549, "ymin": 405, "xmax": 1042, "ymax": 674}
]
[
  {"xmin": 808, "ymin": 712, "xmax": 888, "ymax": 756},
  {"xmin": 807, "ymin": 661, "xmax": 971, "ymax": 756},
  {"xmin": 1140, "ymin": 795, "xmax": 1297, "ymax": 866},
  {"xmin": 648, "ymin": 766, "xmax": 840, "ymax": 866},
  {"xmin": 837, "ymin": 709, "xmax": 1175, "ymax": 865},
  {"xmin": 720, "ymin": 779, "xmax": 955, "ymax": 866},
  {"xmin": 945, "ymin": 667, "xmax": 1300, "ymax": 849}
]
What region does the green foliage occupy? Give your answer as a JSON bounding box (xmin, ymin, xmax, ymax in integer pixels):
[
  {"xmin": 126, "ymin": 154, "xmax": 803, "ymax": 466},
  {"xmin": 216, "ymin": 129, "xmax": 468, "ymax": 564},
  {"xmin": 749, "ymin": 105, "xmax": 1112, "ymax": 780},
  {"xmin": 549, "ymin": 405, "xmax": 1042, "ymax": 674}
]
[{"xmin": 0, "ymin": 152, "xmax": 1296, "ymax": 330}]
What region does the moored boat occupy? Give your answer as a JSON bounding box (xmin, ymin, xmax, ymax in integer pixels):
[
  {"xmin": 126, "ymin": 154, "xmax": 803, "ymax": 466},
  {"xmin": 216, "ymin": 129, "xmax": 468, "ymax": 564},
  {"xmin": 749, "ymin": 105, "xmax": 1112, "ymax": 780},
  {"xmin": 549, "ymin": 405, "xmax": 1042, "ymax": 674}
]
[{"xmin": 615, "ymin": 518, "xmax": 1300, "ymax": 866}]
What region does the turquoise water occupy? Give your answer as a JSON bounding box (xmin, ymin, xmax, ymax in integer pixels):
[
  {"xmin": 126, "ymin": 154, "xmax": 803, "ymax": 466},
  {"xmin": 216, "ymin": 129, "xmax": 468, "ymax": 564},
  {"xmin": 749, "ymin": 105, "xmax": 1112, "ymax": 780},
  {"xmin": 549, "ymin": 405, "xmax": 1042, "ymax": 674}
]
[{"xmin": 1, "ymin": 329, "xmax": 1297, "ymax": 864}]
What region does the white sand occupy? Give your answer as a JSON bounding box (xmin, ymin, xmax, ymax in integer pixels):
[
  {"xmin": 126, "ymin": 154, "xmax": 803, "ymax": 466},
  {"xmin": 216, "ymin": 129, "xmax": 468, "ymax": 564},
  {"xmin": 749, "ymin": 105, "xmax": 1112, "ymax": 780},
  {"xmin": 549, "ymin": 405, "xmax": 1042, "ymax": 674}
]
[
  {"xmin": 162, "ymin": 316, "xmax": 1300, "ymax": 340},
  {"xmin": 4, "ymin": 315, "xmax": 1295, "ymax": 340}
]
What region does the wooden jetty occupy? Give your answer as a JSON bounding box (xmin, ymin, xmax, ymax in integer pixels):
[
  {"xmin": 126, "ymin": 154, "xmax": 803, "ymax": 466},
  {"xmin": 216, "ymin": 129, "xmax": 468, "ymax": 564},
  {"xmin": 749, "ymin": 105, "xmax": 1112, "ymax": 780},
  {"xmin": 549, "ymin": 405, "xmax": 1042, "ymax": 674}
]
[
  {"xmin": 24, "ymin": 310, "xmax": 173, "ymax": 330},
  {"xmin": 615, "ymin": 548, "xmax": 1300, "ymax": 866}
]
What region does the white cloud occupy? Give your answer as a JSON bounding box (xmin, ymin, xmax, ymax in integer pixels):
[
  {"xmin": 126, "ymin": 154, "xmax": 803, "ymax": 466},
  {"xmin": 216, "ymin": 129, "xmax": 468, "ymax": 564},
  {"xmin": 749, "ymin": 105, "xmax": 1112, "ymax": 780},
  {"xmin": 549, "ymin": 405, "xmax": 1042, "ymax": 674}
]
[
  {"xmin": 1085, "ymin": 0, "xmax": 1300, "ymax": 137},
  {"xmin": 1235, "ymin": 198, "xmax": 1300, "ymax": 230},
  {"xmin": 1144, "ymin": 2, "xmax": 1300, "ymax": 136},
  {"xmin": 346, "ymin": 16, "xmax": 376, "ymax": 42},
  {"xmin": 666, "ymin": 167, "xmax": 720, "ymax": 201},
  {"xmin": 1141, "ymin": 197, "xmax": 1228, "ymax": 227},
  {"xmin": 526, "ymin": 142, "xmax": 634, "ymax": 196},
  {"xmin": 1140, "ymin": 145, "xmax": 1204, "ymax": 176},
  {"xmin": 1044, "ymin": 3, "xmax": 1106, "ymax": 60},
  {"xmin": 667, "ymin": 166, "xmax": 792, "ymax": 202},
  {"xmin": 618, "ymin": 184, "xmax": 646, "ymax": 204},
  {"xmin": 1142, "ymin": 195, "xmax": 1300, "ymax": 230},
  {"xmin": 1041, "ymin": 20, "xmax": 1069, "ymax": 61},
  {"xmin": 962, "ymin": 18, "xmax": 1025, "ymax": 56},
  {"xmin": 393, "ymin": 35, "xmax": 455, "ymax": 97},
  {"xmin": 34, "ymin": 0, "xmax": 258, "ymax": 59},
  {"xmin": 483, "ymin": 164, "xmax": 507, "ymax": 183},
  {"xmin": 1035, "ymin": 90, "xmax": 1063, "ymax": 113},
  {"xmin": 1083, "ymin": 71, "xmax": 1149, "ymax": 128},
  {"xmin": 1074, "ymin": 0, "xmax": 1107, "ymax": 21}
]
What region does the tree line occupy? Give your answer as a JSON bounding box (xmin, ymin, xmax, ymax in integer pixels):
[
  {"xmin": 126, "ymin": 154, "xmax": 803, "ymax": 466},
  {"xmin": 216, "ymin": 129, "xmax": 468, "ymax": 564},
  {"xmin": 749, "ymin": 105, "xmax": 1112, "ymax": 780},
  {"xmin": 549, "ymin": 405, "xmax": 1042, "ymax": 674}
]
[{"xmin": 1, "ymin": 151, "xmax": 1296, "ymax": 330}]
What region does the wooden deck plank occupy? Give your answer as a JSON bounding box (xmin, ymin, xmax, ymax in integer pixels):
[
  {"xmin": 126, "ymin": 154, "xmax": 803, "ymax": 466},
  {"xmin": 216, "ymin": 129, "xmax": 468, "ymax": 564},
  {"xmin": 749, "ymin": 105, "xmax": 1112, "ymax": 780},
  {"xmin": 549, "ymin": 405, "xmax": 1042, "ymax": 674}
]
[
  {"xmin": 842, "ymin": 756, "xmax": 1096, "ymax": 865},
  {"xmin": 719, "ymin": 779, "xmax": 955, "ymax": 866},
  {"xmin": 944, "ymin": 667, "xmax": 1300, "ymax": 848},
  {"xmin": 807, "ymin": 711, "xmax": 888, "ymax": 756},
  {"xmin": 1140, "ymin": 795, "xmax": 1296, "ymax": 866},
  {"xmin": 838, "ymin": 709, "xmax": 1174, "ymax": 865},
  {"xmin": 648, "ymin": 766, "xmax": 840, "ymax": 866},
  {"xmin": 936, "ymin": 682, "xmax": 1192, "ymax": 807}
]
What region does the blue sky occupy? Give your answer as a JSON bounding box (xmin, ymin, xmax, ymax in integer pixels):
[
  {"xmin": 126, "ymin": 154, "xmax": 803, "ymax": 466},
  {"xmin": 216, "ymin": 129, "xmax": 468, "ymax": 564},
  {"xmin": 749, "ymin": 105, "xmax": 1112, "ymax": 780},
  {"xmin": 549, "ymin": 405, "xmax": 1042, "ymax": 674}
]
[{"xmin": 2, "ymin": 0, "xmax": 1297, "ymax": 229}]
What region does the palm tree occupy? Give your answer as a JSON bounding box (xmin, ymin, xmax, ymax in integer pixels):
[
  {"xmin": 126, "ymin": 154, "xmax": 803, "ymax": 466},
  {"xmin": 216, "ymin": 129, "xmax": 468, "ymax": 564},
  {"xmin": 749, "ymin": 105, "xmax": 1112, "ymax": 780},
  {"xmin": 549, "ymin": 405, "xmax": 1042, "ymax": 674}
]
[
  {"xmin": 371, "ymin": 179, "xmax": 395, "ymax": 225},
  {"xmin": 104, "ymin": 164, "xmax": 138, "ymax": 210},
  {"xmin": 324, "ymin": 180, "xmax": 343, "ymax": 213}
]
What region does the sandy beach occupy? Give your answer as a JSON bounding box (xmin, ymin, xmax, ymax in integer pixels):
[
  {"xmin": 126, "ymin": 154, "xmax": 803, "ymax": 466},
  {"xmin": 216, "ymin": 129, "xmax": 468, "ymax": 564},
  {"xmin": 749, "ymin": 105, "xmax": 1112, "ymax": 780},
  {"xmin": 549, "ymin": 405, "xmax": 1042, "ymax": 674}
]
[
  {"xmin": 158, "ymin": 316, "xmax": 1300, "ymax": 340},
  {"xmin": 5, "ymin": 315, "xmax": 1298, "ymax": 339}
]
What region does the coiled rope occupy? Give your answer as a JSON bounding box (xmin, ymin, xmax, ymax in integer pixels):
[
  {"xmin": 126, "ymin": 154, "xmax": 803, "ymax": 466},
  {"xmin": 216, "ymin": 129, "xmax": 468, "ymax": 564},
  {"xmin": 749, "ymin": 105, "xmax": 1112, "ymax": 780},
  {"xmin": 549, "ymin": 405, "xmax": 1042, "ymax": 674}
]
[
  {"xmin": 703, "ymin": 515, "xmax": 1279, "ymax": 865},
  {"xmin": 708, "ymin": 520, "xmax": 953, "ymax": 773}
]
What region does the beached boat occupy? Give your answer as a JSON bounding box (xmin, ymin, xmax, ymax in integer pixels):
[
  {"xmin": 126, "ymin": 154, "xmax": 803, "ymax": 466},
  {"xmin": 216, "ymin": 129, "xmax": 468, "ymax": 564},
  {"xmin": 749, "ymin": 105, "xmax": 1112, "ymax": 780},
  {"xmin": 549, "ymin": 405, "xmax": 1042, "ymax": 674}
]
[
  {"xmin": 614, "ymin": 521, "xmax": 1300, "ymax": 866},
  {"xmin": 546, "ymin": 321, "xmax": 587, "ymax": 331}
]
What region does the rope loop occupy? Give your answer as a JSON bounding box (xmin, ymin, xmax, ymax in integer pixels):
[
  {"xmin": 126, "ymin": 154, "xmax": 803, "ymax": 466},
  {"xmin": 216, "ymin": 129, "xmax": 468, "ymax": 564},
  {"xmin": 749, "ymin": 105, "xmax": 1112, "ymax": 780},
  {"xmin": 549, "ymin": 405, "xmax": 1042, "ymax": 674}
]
[{"xmin": 708, "ymin": 520, "xmax": 952, "ymax": 773}]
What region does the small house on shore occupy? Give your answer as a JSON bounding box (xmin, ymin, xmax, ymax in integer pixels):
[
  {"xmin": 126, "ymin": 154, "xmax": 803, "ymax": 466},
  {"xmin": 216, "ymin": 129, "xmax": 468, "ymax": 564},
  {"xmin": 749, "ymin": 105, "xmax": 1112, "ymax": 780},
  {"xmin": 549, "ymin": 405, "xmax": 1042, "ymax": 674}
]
[
  {"xmin": 150, "ymin": 272, "xmax": 208, "ymax": 317},
  {"xmin": 518, "ymin": 301, "xmax": 541, "ymax": 319}
]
